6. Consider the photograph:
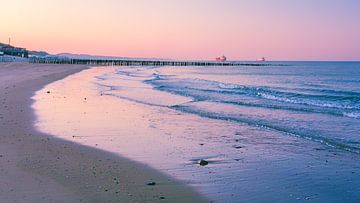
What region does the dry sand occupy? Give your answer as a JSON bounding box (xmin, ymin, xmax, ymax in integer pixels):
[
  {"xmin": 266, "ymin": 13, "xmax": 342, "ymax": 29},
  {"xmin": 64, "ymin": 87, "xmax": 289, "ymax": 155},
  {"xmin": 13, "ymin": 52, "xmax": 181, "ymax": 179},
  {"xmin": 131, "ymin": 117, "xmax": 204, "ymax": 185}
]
[{"xmin": 0, "ymin": 63, "xmax": 206, "ymax": 202}]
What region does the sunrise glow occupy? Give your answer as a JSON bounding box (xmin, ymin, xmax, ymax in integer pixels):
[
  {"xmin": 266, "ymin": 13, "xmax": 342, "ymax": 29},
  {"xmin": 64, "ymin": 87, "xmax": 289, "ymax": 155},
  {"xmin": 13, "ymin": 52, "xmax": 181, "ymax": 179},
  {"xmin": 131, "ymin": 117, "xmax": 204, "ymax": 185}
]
[{"xmin": 1, "ymin": 0, "xmax": 359, "ymax": 60}]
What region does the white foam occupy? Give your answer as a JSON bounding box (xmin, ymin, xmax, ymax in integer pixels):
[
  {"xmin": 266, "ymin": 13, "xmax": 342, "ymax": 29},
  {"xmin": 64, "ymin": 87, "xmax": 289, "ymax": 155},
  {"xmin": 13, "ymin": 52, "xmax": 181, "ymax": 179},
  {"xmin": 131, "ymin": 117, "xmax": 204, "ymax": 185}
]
[
  {"xmin": 343, "ymin": 112, "xmax": 360, "ymax": 119},
  {"xmin": 218, "ymin": 83, "xmax": 241, "ymax": 89}
]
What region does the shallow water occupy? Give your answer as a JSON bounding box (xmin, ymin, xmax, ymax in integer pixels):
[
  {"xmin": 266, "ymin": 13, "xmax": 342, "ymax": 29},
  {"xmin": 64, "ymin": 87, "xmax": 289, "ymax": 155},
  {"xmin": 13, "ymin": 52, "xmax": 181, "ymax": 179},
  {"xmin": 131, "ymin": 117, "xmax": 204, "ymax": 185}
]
[{"xmin": 33, "ymin": 63, "xmax": 360, "ymax": 202}]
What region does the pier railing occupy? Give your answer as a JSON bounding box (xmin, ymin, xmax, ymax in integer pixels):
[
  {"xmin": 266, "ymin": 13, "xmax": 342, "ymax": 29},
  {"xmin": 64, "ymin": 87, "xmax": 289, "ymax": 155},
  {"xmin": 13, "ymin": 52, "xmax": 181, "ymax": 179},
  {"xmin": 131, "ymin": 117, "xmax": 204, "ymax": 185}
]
[{"xmin": 29, "ymin": 57, "xmax": 270, "ymax": 67}]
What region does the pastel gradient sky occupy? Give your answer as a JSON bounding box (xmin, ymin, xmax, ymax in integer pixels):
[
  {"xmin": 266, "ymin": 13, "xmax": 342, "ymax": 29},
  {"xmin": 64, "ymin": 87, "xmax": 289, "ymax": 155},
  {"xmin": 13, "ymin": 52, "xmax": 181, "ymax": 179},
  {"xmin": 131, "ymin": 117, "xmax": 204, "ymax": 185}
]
[{"xmin": 1, "ymin": 0, "xmax": 359, "ymax": 60}]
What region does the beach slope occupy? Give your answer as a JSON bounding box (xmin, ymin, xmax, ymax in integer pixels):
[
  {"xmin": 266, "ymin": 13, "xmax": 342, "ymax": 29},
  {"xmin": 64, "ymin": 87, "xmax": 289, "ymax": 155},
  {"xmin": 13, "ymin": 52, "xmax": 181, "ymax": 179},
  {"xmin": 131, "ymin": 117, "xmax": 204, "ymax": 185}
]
[{"xmin": 0, "ymin": 63, "xmax": 205, "ymax": 202}]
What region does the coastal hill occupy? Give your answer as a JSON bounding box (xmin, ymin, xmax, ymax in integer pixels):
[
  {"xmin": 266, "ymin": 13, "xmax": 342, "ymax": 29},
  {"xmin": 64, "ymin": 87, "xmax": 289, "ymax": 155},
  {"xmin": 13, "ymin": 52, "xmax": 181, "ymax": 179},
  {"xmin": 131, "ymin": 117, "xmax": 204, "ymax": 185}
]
[
  {"xmin": 1, "ymin": 42, "xmax": 168, "ymax": 61},
  {"xmin": 55, "ymin": 53, "xmax": 171, "ymax": 61}
]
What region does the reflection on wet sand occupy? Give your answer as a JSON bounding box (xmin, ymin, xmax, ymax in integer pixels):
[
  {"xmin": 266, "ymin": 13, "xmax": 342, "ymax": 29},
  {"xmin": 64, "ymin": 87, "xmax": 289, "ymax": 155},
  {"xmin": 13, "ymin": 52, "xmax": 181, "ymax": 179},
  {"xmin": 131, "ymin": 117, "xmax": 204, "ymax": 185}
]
[{"xmin": 33, "ymin": 66, "xmax": 360, "ymax": 202}]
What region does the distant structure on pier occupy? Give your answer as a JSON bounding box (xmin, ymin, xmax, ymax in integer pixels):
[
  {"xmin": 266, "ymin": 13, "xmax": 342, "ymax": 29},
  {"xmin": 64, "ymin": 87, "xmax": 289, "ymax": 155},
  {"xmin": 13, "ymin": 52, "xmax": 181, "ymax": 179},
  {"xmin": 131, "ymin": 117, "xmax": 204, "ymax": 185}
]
[
  {"xmin": 256, "ymin": 57, "xmax": 266, "ymax": 62},
  {"xmin": 215, "ymin": 55, "xmax": 227, "ymax": 62}
]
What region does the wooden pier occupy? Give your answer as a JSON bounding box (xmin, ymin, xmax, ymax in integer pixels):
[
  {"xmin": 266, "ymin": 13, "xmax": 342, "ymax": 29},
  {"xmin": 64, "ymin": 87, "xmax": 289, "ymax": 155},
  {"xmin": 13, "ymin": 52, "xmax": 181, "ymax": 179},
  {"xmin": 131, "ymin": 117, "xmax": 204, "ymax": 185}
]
[{"xmin": 29, "ymin": 57, "xmax": 270, "ymax": 67}]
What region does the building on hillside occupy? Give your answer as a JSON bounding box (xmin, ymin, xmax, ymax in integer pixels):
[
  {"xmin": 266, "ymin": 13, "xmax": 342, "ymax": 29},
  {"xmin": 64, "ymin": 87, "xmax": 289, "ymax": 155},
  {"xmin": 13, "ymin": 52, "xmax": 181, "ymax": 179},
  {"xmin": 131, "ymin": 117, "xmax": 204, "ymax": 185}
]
[{"xmin": 0, "ymin": 45, "xmax": 29, "ymax": 58}]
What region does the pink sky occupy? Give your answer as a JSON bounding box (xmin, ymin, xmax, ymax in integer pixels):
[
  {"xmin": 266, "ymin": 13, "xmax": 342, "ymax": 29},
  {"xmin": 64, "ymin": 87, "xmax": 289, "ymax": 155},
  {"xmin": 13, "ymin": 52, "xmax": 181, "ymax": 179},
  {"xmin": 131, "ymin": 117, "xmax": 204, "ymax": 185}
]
[{"xmin": 1, "ymin": 0, "xmax": 359, "ymax": 60}]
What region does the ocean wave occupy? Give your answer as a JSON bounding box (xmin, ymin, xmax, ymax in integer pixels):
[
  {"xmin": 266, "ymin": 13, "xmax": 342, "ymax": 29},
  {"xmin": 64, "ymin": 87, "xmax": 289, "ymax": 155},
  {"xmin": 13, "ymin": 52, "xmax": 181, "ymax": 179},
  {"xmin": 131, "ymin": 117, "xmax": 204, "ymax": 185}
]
[
  {"xmin": 96, "ymin": 67, "xmax": 360, "ymax": 153},
  {"xmin": 343, "ymin": 112, "xmax": 360, "ymax": 119},
  {"xmin": 149, "ymin": 77, "xmax": 360, "ymax": 112},
  {"xmin": 257, "ymin": 92, "xmax": 359, "ymax": 110},
  {"xmin": 115, "ymin": 69, "xmax": 154, "ymax": 78},
  {"xmin": 172, "ymin": 105, "xmax": 360, "ymax": 154},
  {"xmin": 218, "ymin": 83, "xmax": 243, "ymax": 89}
]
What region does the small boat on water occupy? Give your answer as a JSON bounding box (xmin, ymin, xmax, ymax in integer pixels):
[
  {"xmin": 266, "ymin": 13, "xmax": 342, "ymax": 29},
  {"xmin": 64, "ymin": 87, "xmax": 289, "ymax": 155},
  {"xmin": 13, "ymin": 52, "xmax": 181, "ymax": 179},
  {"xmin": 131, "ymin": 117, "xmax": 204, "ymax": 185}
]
[
  {"xmin": 216, "ymin": 55, "xmax": 227, "ymax": 62},
  {"xmin": 256, "ymin": 57, "xmax": 266, "ymax": 62}
]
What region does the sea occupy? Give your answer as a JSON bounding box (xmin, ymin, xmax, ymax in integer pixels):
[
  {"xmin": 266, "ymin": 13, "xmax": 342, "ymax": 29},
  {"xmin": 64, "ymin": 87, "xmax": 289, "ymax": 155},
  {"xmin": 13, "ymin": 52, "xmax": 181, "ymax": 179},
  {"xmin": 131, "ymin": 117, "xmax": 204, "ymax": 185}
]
[{"xmin": 33, "ymin": 61, "xmax": 360, "ymax": 202}]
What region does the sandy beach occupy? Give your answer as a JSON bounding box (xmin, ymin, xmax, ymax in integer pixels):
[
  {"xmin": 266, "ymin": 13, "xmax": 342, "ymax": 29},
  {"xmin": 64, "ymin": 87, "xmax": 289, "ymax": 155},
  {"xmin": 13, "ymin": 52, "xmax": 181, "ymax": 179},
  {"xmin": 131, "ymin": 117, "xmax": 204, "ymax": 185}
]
[
  {"xmin": 2, "ymin": 1, "xmax": 359, "ymax": 202},
  {"xmin": 0, "ymin": 63, "xmax": 206, "ymax": 202}
]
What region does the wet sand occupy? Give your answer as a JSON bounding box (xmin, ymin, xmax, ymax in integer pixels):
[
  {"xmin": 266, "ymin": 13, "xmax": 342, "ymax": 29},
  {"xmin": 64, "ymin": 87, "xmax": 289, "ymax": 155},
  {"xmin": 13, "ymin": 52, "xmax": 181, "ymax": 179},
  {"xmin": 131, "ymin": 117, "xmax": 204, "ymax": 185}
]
[{"xmin": 0, "ymin": 63, "xmax": 205, "ymax": 202}]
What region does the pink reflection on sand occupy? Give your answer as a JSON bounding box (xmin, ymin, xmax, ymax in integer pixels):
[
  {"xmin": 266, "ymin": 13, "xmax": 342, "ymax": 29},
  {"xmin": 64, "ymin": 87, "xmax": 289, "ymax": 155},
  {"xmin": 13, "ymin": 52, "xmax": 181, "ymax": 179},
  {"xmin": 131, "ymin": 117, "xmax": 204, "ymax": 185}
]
[{"xmin": 32, "ymin": 67, "xmax": 245, "ymax": 170}]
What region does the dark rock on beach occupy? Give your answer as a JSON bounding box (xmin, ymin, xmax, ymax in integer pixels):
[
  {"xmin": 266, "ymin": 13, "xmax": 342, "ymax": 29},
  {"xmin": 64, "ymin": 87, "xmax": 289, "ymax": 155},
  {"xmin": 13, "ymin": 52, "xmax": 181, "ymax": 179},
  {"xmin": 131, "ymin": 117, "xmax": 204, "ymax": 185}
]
[
  {"xmin": 146, "ymin": 181, "xmax": 156, "ymax": 186},
  {"xmin": 199, "ymin": 159, "xmax": 209, "ymax": 166}
]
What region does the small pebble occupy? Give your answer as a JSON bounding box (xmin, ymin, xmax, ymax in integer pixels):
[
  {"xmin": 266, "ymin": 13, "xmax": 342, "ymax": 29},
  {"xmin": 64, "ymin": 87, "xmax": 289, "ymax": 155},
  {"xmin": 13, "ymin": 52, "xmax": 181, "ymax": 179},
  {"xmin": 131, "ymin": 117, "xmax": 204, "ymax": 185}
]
[{"xmin": 147, "ymin": 182, "xmax": 156, "ymax": 186}]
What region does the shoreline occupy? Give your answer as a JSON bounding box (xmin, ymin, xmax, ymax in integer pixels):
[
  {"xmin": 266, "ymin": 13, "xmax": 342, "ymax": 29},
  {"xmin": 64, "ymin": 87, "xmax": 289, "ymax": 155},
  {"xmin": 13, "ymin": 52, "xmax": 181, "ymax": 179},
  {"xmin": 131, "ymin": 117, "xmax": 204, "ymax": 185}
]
[
  {"xmin": 0, "ymin": 63, "xmax": 206, "ymax": 202},
  {"xmin": 32, "ymin": 65, "xmax": 360, "ymax": 202}
]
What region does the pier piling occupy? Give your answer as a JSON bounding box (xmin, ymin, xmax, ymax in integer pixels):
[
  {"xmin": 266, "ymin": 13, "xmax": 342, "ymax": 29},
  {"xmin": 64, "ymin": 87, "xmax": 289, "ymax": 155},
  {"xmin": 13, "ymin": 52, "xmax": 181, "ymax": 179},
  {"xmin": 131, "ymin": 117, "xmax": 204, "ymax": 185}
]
[{"xmin": 29, "ymin": 57, "xmax": 271, "ymax": 67}]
